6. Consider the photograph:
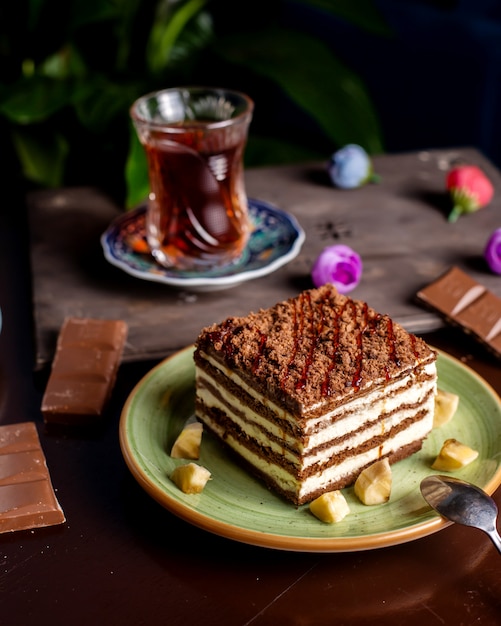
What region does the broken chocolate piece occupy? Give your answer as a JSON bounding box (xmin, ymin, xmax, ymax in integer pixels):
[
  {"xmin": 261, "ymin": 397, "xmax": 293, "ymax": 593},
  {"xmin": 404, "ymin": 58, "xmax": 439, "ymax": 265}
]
[
  {"xmin": 41, "ymin": 318, "xmax": 128, "ymax": 425},
  {"xmin": 416, "ymin": 266, "xmax": 501, "ymax": 359},
  {"xmin": 0, "ymin": 422, "xmax": 65, "ymax": 533}
]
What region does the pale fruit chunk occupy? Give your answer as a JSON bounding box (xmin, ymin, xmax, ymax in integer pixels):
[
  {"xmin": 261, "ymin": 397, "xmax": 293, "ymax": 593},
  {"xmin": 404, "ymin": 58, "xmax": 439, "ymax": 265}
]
[
  {"xmin": 170, "ymin": 421, "xmax": 203, "ymax": 459},
  {"xmin": 434, "ymin": 388, "xmax": 459, "ymax": 427},
  {"xmin": 309, "ymin": 490, "xmax": 351, "ymax": 524},
  {"xmin": 431, "ymin": 438, "xmax": 479, "ymax": 471},
  {"xmin": 170, "ymin": 463, "xmax": 211, "ymax": 494},
  {"xmin": 354, "ymin": 458, "xmax": 392, "ymax": 505}
]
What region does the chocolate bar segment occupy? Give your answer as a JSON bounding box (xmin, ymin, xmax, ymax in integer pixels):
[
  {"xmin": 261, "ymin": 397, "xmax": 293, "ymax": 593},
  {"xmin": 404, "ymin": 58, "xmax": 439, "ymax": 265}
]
[
  {"xmin": 416, "ymin": 266, "xmax": 501, "ymax": 358},
  {"xmin": 41, "ymin": 318, "xmax": 128, "ymax": 425},
  {"xmin": 0, "ymin": 422, "xmax": 65, "ymax": 533}
]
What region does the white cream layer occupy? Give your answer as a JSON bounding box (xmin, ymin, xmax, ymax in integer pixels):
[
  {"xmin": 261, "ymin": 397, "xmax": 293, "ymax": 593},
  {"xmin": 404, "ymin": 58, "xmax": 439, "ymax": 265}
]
[
  {"xmin": 195, "ymin": 357, "xmax": 436, "ymax": 458},
  {"xmin": 199, "ymin": 411, "xmax": 433, "ymax": 500},
  {"xmin": 195, "ymin": 354, "xmax": 437, "ymax": 500}
]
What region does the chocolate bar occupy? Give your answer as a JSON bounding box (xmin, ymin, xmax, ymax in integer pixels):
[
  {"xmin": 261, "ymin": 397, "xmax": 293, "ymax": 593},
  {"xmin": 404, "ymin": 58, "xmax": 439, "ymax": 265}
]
[
  {"xmin": 41, "ymin": 318, "xmax": 128, "ymax": 425},
  {"xmin": 0, "ymin": 422, "xmax": 65, "ymax": 533},
  {"xmin": 416, "ymin": 266, "xmax": 501, "ymax": 358}
]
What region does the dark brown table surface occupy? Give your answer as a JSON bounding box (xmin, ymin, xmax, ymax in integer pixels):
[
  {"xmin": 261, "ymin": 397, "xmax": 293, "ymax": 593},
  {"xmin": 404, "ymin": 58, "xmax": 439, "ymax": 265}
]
[{"xmin": 1, "ymin": 149, "xmax": 501, "ymax": 625}]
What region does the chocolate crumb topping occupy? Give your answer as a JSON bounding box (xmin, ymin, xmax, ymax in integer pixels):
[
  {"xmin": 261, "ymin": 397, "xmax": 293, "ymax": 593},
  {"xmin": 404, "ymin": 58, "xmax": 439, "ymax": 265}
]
[{"xmin": 195, "ymin": 284, "xmax": 436, "ymax": 414}]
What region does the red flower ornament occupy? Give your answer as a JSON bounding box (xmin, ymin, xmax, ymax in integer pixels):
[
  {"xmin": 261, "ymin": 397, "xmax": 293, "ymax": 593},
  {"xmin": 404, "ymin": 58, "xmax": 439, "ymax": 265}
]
[{"xmin": 446, "ymin": 165, "xmax": 494, "ymax": 223}]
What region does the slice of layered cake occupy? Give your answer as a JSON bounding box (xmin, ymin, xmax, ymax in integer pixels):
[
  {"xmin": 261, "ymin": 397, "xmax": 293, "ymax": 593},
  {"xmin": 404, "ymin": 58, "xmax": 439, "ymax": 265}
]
[{"xmin": 194, "ymin": 284, "xmax": 437, "ymax": 505}]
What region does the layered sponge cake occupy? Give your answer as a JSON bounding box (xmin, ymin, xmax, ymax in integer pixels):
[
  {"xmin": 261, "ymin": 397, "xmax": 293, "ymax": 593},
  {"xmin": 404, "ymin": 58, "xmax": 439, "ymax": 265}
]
[{"xmin": 194, "ymin": 284, "xmax": 437, "ymax": 505}]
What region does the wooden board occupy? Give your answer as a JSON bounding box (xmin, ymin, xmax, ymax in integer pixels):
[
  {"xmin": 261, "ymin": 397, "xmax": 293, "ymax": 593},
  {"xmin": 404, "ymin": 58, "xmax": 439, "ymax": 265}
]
[{"xmin": 28, "ymin": 147, "xmax": 501, "ymax": 369}]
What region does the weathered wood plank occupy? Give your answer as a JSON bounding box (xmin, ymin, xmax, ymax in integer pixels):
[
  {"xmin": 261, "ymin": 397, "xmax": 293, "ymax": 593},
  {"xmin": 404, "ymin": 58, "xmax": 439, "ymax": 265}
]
[{"xmin": 28, "ymin": 147, "xmax": 501, "ymax": 368}]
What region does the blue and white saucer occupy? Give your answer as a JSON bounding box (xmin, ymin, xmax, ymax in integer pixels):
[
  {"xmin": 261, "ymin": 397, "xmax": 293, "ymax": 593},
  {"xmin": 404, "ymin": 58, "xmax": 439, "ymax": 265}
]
[{"xmin": 101, "ymin": 199, "xmax": 305, "ymax": 291}]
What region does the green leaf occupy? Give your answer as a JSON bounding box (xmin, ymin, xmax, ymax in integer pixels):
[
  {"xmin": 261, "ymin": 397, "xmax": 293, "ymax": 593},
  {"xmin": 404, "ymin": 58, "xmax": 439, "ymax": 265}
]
[
  {"xmin": 216, "ymin": 27, "xmax": 384, "ymax": 154},
  {"xmin": 40, "ymin": 44, "xmax": 88, "ymax": 80},
  {"xmin": 125, "ymin": 123, "xmax": 149, "ymax": 209},
  {"xmin": 0, "ymin": 76, "xmax": 74, "ymax": 124},
  {"xmin": 11, "ymin": 126, "xmax": 68, "ymax": 187},
  {"xmin": 72, "ymin": 78, "xmax": 138, "ymax": 133},
  {"xmin": 165, "ymin": 9, "xmax": 214, "ymax": 69},
  {"xmin": 146, "ymin": 0, "xmax": 208, "ymax": 74}
]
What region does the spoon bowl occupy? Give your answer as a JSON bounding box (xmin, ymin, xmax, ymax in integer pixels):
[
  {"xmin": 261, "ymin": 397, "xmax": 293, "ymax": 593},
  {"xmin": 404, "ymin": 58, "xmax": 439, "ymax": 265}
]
[{"xmin": 420, "ymin": 475, "xmax": 501, "ymax": 554}]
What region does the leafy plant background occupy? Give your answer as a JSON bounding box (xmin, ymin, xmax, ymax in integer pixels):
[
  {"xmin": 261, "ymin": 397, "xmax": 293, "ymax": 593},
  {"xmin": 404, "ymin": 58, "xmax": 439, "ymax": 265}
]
[{"xmin": 0, "ymin": 0, "xmax": 391, "ymax": 209}]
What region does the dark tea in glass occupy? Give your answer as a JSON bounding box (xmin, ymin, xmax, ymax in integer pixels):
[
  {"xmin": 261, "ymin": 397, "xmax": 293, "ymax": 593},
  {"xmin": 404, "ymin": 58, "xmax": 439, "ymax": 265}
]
[{"xmin": 130, "ymin": 87, "xmax": 254, "ymax": 271}]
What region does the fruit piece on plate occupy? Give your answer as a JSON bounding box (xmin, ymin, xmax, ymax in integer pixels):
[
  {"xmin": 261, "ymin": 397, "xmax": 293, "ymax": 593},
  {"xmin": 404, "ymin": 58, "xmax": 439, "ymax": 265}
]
[
  {"xmin": 354, "ymin": 458, "xmax": 392, "ymax": 505},
  {"xmin": 309, "ymin": 490, "xmax": 351, "ymax": 523},
  {"xmin": 434, "ymin": 388, "xmax": 459, "ymax": 428},
  {"xmin": 170, "ymin": 421, "xmax": 203, "ymax": 459},
  {"xmin": 431, "ymin": 438, "xmax": 479, "ymax": 471},
  {"xmin": 170, "ymin": 463, "xmax": 211, "ymax": 494}
]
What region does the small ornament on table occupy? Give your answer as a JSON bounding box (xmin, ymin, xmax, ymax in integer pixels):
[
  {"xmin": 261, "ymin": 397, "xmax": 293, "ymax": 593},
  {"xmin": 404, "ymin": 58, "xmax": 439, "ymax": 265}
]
[
  {"xmin": 446, "ymin": 165, "xmax": 494, "ymax": 222},
  {"xmin": 484, "ymin": 228, "xmax": 501, "ymax": 275},
  {"xmin": 328, "ymin": 144, "xmax": 379, "ymax": 189},
  {"xmin": 311, "ymin": 244, "xmax": 362, "ymax": 294}
]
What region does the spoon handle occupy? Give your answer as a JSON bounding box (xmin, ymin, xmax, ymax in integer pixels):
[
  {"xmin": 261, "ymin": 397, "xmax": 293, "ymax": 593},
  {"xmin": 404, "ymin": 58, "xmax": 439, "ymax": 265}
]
[{"xmin": 487, "ymin": 529, "xmax": 501, "ymax": 555}]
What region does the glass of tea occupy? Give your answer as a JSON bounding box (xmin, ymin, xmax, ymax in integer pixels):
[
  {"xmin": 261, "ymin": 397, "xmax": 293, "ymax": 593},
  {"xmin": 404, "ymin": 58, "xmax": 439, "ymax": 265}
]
[{"xmin": 130, "ymin": 87, "xmax": 254, "ymax": 271}]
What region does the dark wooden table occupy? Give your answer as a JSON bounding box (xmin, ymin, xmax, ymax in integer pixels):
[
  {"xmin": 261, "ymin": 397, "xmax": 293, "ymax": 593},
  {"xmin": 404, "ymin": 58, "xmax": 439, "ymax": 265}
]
[{"xmin": 1, "ymin": 148, "xmax": 500, "ymax": 625}]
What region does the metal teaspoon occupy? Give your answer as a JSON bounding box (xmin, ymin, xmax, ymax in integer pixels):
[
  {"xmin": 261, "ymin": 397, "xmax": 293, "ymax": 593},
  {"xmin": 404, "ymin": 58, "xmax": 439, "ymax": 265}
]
[{"xmin": 420, "ymin": 474, "xmax": 501, "ymax": 554}]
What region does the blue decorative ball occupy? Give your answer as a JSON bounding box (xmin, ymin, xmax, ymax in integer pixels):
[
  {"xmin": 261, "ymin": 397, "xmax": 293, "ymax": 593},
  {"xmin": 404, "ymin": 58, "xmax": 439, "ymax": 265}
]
[{"xmin": 328, "ymin": 144, "xmax": 372, "ymax": 189}]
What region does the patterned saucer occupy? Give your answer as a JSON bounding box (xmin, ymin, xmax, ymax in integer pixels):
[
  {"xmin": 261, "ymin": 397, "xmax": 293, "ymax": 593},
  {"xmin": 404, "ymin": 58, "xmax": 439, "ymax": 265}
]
[{"xmin": 101, "ymin": 199, "xmax": 305, "ymax": 291}]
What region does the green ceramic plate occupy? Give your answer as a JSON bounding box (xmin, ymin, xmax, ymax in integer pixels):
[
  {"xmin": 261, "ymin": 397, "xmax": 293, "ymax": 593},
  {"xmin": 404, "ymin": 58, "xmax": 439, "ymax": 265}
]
[{"xmin": 119, "ymin": 346, "xmax": 501, "ymax": 552}]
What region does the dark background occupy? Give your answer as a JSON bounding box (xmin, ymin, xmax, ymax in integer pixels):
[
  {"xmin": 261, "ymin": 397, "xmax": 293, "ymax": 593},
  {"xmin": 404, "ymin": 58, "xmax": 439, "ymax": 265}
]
[
  {"xmin": 1, "ymin": 0, "xmax": 501, "ymax": 204},
  {"xmin": 283, "ymin": 0, "xmax": 501, "ymax": 169}
]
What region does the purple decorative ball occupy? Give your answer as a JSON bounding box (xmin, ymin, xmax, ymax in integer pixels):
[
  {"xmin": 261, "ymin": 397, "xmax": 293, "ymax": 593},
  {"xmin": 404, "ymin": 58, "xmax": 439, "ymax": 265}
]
[
  {"xmin": 311, "ymin": 244, "xmax": 362, "ymax": 293},
  {"xmin": 484, "ymin": 228, "xmax": 501, "ymax": 275}
]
